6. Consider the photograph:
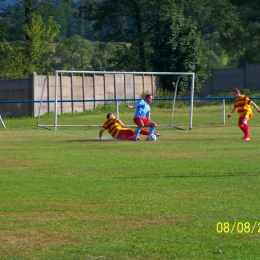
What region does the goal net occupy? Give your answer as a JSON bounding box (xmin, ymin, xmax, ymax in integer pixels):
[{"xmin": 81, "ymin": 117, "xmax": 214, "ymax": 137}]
[{"xmin": 37, "ymin": 70, "xmax": 195, "ymax": 130}]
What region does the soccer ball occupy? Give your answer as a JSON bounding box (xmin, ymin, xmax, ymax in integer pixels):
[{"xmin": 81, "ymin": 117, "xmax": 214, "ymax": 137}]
[{"xmin": 149, "ymin": 134, "xmax": 157, "ymax": 141}]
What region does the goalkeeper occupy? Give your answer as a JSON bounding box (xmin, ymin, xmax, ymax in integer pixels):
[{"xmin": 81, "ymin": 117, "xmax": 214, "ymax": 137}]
[{"xmin": 99, "ymin": 113, "xmax": 149, "ymax": 140}]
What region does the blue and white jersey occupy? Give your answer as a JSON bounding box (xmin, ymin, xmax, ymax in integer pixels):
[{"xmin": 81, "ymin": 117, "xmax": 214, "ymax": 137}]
[{"xmin": 133, "ymin": 99, "xmax": 151, "ymax": 119}]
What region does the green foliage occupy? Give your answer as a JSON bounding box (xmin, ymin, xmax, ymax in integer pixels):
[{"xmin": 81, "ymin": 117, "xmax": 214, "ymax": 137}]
[
  {"xmin": 53, "ymin": 35, "xmax": 95, "ymax": 71},
  {"xmin": 202, "ymin": 33, "xmax": 228, "ymax": 68},
  {"xmin": 217, "ymin": 0, "xmax": 260, "ymax": 65},
  {"xmin": 92, "ymin": 41, "xmax": 119, "ymax": 71},
  {"xmin": 24, "ymin": 14, "xmax": 61, "ymax": 74},
  {"xmin": 1, "ymin": 0, "xmax": 260, "ymax": 83},
  {"xmin": 0, "ymin": 14, "xmax": 60, "ymax": 78},
  {"xmin": 0, "ymin": 19, "xmax": 10, "ymax": 41},
  {"xmin": 152, "ymin": 5, "xmax": 205, "ymax": 91},
  {"xmin": 79, "ymin": 0, "xmax": 161, "ymax": 71},
  {"xmin": 108, "ymin": 43, "xmax": 141, "ymax": 71},
  {"xmin": 51, "ymin": 38, "xmax": 138, "ymax": 71},
  {"xmin": 0, "ymin": 40, "xmax": 28, "ymax": 78}
]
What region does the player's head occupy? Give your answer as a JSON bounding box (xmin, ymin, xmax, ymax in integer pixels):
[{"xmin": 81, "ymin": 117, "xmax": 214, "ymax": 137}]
[
  {"xmin": 106, "ymin": 113, "xmax": 115, "ymax": 119},
  {"xmin": 232, "ymin": 88, "xmax": 240, "ymax": 98},
  {"xmin": 145, "ymin": 94, "xmax": 153, "ymax": 104}
]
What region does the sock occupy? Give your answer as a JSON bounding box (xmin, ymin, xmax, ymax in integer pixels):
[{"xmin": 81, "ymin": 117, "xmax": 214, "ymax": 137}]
[
  {"xmin": 134, "ymin": 127, "xmax": 141, "ymax": 138},
  {"xmin": 244, "ymin": 124, "xmax": 250, "ymax": 137},
  {"xmin": 149, "ymin": 127, "xmax": 155, "ymax": 136},
  {"xmin": 240, "ymin": 125, "xmax": 245, "ymax": 134},
  {"xmin": 140, "ymin": 129, "xmax": 149, "ymax": 135}
]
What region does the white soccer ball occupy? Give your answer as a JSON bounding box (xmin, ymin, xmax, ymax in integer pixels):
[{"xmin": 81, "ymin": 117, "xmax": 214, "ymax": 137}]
[{"xmin": 149, "ymin": 134, "xmax": 157, "ymax": 141}]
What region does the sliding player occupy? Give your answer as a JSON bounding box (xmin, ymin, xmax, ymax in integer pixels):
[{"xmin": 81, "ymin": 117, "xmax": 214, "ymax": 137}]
[{"xmin": 99, "ymin": 113, "xmax": 149, "ymax": 140}]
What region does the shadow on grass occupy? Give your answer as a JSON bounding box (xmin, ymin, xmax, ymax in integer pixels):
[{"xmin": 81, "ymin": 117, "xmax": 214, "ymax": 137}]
[{"xmin": 67, "ymin": 139, "xmax": 116, "ymax": 142}]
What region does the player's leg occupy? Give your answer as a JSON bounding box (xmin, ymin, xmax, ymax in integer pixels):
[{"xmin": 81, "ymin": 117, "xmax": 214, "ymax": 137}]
[
  {"xmin": 239, "ymin": 115, "xmax": 251, "ymax": 140},
  {"xmin": 243, "ymin": 113, "xmax": 251, "ymax": 140},
  {"xmin": 117, "ymin": 129, "xmax": 136, "ymax": 140},
  {"xmin": 144, "ymin": 120, "xmax": 158, "ymax": 136},
  {"xmin": 139, "ymin": 129, "xmax": 149, "ymax": 135},
  {"xmin": 238, "ymin": 117, "xmax": 246, "ymax": 136},
  {"xmin": 132, "ymin": 118, "xmax": 145, "ymax": 140},
  {"xmin": 123, "ymin": 127, "xmax": 148, "ymax": 138}
]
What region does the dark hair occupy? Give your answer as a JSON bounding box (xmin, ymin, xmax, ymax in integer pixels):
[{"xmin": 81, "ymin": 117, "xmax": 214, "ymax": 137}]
[
  {"xmin": 106, "ymin": 113, "xmax": 112, "ymax": 119},
  {"xmin": 145, "ymin": 94, "xmax": 152, "ymax": 99},
  {"xmin": 232, "ymin": 88, "xmax": 240, "ymax": 93}
]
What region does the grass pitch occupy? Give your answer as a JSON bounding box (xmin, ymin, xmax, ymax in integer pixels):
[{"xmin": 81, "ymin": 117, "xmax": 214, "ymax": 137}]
[{"xmin": 1, "ymin": 105, "xmax": 260, "ymax": 259}]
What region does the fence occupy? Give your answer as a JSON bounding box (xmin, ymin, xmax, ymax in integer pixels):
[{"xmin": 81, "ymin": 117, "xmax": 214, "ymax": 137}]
[{"xmin": 2, "ymin": 97, "xmax": 260, "ymax": 129}]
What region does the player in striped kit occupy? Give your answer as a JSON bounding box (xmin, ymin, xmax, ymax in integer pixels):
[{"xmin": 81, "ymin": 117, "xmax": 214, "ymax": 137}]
[
  {"xmin": 228, "ymin": 88, "xmax": 260, "ymax": 141},
  {"xmin": 99, "ymin": 113, "xmax": 149, "ymax": 140}
]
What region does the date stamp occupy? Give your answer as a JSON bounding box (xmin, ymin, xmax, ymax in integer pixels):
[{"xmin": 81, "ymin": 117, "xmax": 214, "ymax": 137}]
[{"xmin": 216, "ymin": 222, "xmax": 260, "ymax": 234}]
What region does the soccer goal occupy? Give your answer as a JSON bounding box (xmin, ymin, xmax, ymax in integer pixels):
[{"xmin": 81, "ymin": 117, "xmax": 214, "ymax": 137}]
[{"xmin": 37, "ymin": 70, "xmax": 195, "ymax": 130}]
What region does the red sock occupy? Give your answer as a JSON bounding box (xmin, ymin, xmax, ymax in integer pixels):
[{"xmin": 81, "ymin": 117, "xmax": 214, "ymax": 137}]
[
  {"xmin": 140, "ymin": 129, "xmax": 149, "ymax": 135},
  {"xmin": 244, "ymin": 124, "xmax": 250, "ymax": 137},
  {"xmin": 240, "ymin": 125, "xmax": 246, "ymax": 134}
]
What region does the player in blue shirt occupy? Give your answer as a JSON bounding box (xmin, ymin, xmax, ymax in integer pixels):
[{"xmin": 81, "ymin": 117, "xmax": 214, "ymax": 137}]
[{"xmin": 126, "ymin": 94, "xmax": 160, "ymax": 141}]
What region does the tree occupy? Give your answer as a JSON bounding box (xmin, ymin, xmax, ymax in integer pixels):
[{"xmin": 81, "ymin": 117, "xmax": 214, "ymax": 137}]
[
  {"xmin": 183, "ymin": 0, "xmax": 236, "ymax": 34},
  {"xmin": 202, "ymin": 33, "xmax": 228, "ymax": 68},
  {"xmin": 0, "ymin": 40, "xmax": 28, "ymax": 78},
  {"xmin": 78, "ymin": 0, "xmax": 209, "ymax": 90},
  {"xmin": 151, "ymin": 5, "xmax": 207, "ymax": 91},
  {"xmin": 24, "ymin": 14, "xmax": 61, "ymax": 73},
  {"xmin": 0, "ymin": 0, "xmax": 71, "ymax": 41},
  {"xmin": 182, "ymin": 0, "xmax": 241, "ymax": 68},
  {"xmin": 218, "ymin": 0, "xmax": 260, "ymax": 66},
  {"xmin": 182, "ymin": 0, "xmax": 260, "ymax": 66},
  {"xmin": 52, "ymin": 35, "xmax": 95, "ymax": 70},
  {"xmin": 52, "ymin": 36, "xmax": 135, "ymax": 71},
  {"xmin": 0, "ymin": 14, "xmax": 60, "ymax": 78},
  {"xmin": 0, "ymin": 18, "xmax": 11, "ymax": 41},
  {"xmin": 78, "ymin": 0, "xmax": 170, "ymax": 72},
  {"xmin": 0, "ymin": 0, "xmax": 68, "ymax": 78}
]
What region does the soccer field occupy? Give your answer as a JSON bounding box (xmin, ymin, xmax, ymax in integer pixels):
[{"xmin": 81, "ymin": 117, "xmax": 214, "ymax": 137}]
[{"xmin": 1, "ymin": 106, "xmax": 260, "ymax": 259}]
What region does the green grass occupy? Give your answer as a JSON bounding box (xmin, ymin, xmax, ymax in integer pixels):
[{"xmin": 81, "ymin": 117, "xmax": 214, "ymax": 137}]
[{"xmin": 1, "ymin": 105, "xmax": 260, "ymax": 259}]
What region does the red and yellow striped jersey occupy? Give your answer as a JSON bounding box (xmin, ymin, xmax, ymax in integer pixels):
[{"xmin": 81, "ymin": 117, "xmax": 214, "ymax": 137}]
[
  {"xmin": 234, "ymin": 95, "xmax": 252, "ymax": 117},
  {"xmin": 101, "ymin": 118, "xmax": 122, "ymax": 138}
]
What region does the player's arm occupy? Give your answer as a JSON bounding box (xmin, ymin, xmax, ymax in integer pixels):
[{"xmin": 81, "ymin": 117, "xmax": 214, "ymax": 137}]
[
  {"xmin": 99, "ymin": 129, "xmax": 105, "ymax": 139},
  {"xmin": 127, "ymin": 99, "xmax": 143, "ymax": 109},
  {"xmin": 126, "ymin": 104, "xmax": 134, "ymax": 109},
  {"xmin": 228, "ymin": 107, "xmax": 237, "ymax": 118},
  {"xmin": 116, "ymin": 119, "xmax": 125, "ymax": 128},
  {"xmin": 251, "ymin": 101, "xmax": 260, "ymax": 113}
]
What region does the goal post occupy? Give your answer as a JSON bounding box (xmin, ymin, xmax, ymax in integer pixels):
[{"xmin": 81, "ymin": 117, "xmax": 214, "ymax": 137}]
[
  {"xmin": 0, "ymin": 114, "xmax": 6, "ymax": 128},
  {"xmin": 37, "ymin": 70, "xmax": 195, "ymax": 130}
]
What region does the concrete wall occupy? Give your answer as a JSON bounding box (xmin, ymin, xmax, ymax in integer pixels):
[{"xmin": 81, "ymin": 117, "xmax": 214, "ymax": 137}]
[
  {"xmin": 197, "ymin": 64, "xmax": 260, "ymax": 96},
  {"xmin": 31, "ymin": 72, "xmax": 160, "ymax": 117},
  {"xmin": 0, "ymin": 78, "xmax": 32, "ymax": 117}
]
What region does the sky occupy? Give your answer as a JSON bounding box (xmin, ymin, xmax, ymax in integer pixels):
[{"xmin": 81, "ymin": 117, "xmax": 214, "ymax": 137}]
[{"xmin": 0, "ymin": 0, "xmax": 16, "ymax": 9}]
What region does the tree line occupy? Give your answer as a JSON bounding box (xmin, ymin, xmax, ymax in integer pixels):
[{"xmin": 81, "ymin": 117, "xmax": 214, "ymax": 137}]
[{"xmin": 0, "ymin": 0, "xmax": 259, "ymax": 91}]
